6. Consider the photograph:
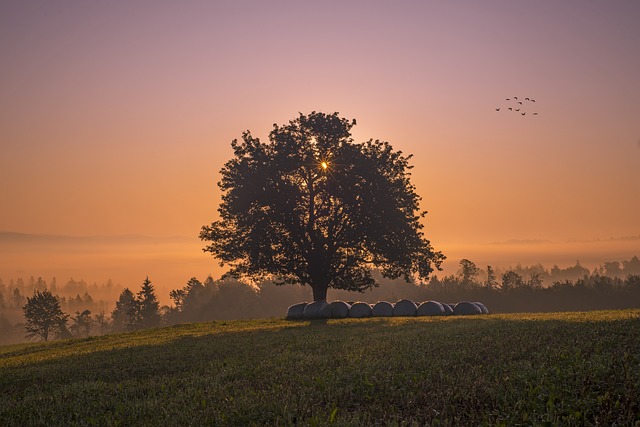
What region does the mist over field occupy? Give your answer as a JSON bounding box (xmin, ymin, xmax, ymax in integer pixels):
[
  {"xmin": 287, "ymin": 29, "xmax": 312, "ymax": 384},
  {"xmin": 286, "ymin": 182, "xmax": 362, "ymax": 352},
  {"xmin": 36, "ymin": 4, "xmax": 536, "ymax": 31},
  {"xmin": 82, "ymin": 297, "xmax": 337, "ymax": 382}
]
[
  {"xmin": 0, "ymin": 232, "xmax": 210, "ymax": 304},
  {"xmin": 1, "ymin": 231, "xmax": 639, "ymax": 308}
]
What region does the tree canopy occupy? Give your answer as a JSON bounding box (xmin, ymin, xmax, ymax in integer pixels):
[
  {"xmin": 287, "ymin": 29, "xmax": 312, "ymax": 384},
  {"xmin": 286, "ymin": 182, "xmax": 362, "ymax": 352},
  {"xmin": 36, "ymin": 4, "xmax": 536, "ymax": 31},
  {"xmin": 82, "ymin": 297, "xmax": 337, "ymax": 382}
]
[
  {"xmin": 111, "ymin": 288, "xmax": 139, "ymax": 332},
  {"xmin": 200, "ymin": 111, "xmax": 444, "ymax": 301},
  {"xmin": 23, "ymin": 290, "xmax": 69, "ymax": 341},
  {"xmin": 137, "ymin": 277, "xmax": 160, "ymax": 329},
  {"xmin": 111, "ymin": 278, "xmax": 161, "ymax": 331}
]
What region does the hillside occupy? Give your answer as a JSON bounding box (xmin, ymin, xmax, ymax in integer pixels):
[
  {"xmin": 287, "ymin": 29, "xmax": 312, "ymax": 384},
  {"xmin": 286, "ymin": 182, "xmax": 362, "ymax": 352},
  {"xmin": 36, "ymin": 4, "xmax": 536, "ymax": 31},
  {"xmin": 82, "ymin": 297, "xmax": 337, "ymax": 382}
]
[{"xmin": 2, "ymin": 311, "xmax": 639, "ymax": 426}]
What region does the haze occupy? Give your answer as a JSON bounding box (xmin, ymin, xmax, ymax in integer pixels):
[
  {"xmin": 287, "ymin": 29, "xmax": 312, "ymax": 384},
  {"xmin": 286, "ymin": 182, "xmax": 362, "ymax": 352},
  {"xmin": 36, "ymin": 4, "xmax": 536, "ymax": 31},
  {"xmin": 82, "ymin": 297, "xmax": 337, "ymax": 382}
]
[{"xmin": 1, "ymin": 1, "xmax": 639, "ymax": 301}]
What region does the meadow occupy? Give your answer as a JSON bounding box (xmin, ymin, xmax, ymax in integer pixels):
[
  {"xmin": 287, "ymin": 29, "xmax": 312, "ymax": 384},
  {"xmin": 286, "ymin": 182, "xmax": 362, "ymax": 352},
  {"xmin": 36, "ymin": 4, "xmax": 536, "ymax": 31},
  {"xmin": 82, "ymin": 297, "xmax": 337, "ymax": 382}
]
[{"xmin": 1, "ymin": 310, "xmax": 639, "ymax": 426}]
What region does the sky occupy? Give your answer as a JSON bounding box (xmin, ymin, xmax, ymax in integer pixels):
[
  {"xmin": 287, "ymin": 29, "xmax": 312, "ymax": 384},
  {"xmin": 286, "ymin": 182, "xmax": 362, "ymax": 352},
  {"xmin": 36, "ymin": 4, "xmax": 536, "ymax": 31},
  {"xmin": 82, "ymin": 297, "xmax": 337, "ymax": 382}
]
[{"xmin": 1, "ymin": 1, "xmax": 639, "ymax": 297}]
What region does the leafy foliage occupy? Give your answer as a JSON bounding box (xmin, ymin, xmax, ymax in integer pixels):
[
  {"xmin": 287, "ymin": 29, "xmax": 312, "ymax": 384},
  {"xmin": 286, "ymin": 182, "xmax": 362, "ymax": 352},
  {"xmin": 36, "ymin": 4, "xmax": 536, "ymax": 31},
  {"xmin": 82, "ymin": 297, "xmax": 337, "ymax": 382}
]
[
  {"xmin": 169, "ymin": 277, "xmax": 205, "ymax": 313},
  {"xmin": 111, "ymin": 278, "xmax": 160, "ymax": 332},
  {"xmin": 111, "ymin": 288, "xmax": 139, "ymax": 332},
  {"xmin": 137, "ymin": 277, "xmax": 160, "ymax": 329},
  {"xmin": 22, "ymin": 290, "xmax": 69, "ymax": 341},
  {"xmin": 458, "ymin": 258, "xmax": 480, "ymax": 286},
  {"xmin": 69, "ymin": 310, "xmax": 92, "ymax": 338},
  {"xmin": 201, "ymin": 111, "xmax": 444, "ymax": 300}
]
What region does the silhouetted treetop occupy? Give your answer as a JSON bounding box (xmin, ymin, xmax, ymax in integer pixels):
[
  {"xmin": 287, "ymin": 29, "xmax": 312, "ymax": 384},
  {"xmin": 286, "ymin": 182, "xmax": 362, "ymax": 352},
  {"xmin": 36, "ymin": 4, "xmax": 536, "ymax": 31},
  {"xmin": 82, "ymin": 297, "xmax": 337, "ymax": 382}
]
[{"xmin": 23, "ymin": 290, "xmax": 69, "ymax": 341}]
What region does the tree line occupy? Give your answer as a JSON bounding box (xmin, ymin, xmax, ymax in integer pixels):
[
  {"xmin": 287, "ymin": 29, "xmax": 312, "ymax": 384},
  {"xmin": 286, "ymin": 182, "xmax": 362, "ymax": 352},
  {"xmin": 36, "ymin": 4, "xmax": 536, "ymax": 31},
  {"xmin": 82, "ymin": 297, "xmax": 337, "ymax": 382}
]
[
  {"xmin": 3, "ymin": 255, "xmax": 639, "ymax": 344},
  {"xmin": 420, "ymin": 257, "xmax": 640, "ymax": 313},
  {"xmin": 102, "ymin": 255, "xmax": 640, "ymax": 325},
  {"xmin": 0, "ymin": 276, "xmax": 115, "ymax": 312},
  {"xmin": 0, "ymin": 276, "xmax": 115, "ymax": 345}
]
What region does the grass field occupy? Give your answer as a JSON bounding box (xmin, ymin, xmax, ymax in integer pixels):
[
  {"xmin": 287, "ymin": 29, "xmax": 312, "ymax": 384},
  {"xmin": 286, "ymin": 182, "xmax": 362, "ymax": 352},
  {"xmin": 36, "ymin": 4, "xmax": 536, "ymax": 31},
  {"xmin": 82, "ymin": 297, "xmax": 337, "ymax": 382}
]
[{"xmin": 1, "ymin": 310, "xmax": 639, "ymax": 426}]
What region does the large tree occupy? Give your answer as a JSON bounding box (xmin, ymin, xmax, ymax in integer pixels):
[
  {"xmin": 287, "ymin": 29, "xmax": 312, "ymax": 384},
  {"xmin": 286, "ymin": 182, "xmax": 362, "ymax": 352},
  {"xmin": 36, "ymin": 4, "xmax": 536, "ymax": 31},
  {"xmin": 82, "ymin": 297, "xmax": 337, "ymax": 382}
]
[
  {"xmin": 200, "ymin": 112, "xmax": 444, "ymax": 301},
  {"xmin": 23, "ymin": 290, "xmax": 69, "ymax": 341}
]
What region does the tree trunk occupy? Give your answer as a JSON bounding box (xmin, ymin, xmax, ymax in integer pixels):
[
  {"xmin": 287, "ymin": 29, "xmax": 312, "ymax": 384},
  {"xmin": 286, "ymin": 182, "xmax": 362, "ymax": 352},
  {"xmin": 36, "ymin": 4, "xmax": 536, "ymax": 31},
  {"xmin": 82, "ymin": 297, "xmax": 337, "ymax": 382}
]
[{"xmin": 311, "ymin": 283, "xmax": 328, "ymax": 301}]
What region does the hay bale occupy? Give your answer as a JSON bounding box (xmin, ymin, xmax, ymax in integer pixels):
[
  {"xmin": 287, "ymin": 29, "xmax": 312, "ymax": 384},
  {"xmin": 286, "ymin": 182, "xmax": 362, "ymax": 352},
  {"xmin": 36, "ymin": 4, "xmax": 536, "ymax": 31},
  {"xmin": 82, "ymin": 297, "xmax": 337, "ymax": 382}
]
[
  {"xmin": 453, "ymin": 301, "xmax": 482, "ymax": 315},
  {"xmin": 303, "ymin": 300, "xmax": 330, "ymax": 319},
  {"xmin": 393, "ymin": 299, "xmax": 417, "ymax": 317},
  {"xmin": 372, "ymin": 301, "xmax": 394, "ymax": 317},
  {"xmin": 474, "ymin": 302, "xmax": 489, "ymax": 314},
  {"xmin": 442, "ymin": 303, "xmax": 454, "ymax": 316},
  {"xmin": 286, "ymin": 302, "xmax": 308, "ymax": 320},
  {"xmin": 417, "ymin": 301, "xmax": 445, "ymax": 316},
  {"xmin": 329, "ymin": 301, "xmax": 351, "ymax": 318},
  {"xmin": 349, "ymin": 302, "xmax": 372, "ymax": 318}
]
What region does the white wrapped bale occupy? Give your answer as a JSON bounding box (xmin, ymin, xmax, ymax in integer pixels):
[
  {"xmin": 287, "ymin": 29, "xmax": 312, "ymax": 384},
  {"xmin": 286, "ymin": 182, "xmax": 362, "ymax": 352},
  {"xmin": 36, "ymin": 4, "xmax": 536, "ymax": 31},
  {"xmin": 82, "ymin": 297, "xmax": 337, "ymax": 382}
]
[
  {"xmin": 417, "ymin": 301, "xmax": 445, "ymax": 316},
  {"xmin": 349, "ymin": 302, "xmax": 372, "ymax": 318},
  {"xmin": 286, "ymin": 302, "xmax": 308, "ymax": 320},
  {"xmin": 442, "ymin": 303, "xmax": 454, "ymax": 316},
  {"xmin": 372, "ymin": 301, "xmax": 394, "ymax": 317},
  {"xmin": 329, "ymin": 301, "xmax": 351, "ymax": 318},
  {"xmin": 303, "ymin": 300, "xmax": 330, "ymax": 319},
  {"xmin": 393, "ymin": 299, "xmax": 417, "ymax": 317},
  {"xmin": 453, "ymin": 301, "xmax": 483, "ymax": 315},
  {"xmin": 474, "ymin": 302, "xmax": 489, "ymax": 314}
]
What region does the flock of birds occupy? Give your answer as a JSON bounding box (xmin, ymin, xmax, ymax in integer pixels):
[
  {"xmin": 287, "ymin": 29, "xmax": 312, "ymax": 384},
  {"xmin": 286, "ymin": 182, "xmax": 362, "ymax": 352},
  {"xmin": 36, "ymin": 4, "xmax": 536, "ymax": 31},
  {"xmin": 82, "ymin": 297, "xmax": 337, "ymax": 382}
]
[{"xmin": 496, "ymin": 96, "xmax": 539, "ymax": 116}]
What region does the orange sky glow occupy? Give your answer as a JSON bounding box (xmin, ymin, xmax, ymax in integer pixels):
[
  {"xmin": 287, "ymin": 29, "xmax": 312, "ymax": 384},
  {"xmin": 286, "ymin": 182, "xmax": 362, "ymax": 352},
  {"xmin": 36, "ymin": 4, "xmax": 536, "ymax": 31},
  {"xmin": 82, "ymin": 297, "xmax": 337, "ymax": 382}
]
[{"xmin": 1, "ymin": 1, "xmax": 639, "ymax": 301}]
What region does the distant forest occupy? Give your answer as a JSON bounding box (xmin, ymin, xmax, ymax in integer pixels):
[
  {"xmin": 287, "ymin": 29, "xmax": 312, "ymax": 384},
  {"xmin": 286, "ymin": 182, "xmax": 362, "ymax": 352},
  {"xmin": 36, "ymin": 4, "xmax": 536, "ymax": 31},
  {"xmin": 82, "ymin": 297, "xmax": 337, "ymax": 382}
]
[{"xmin": 1, "ymin": 256, "xmax": 639, "ymax": 345}]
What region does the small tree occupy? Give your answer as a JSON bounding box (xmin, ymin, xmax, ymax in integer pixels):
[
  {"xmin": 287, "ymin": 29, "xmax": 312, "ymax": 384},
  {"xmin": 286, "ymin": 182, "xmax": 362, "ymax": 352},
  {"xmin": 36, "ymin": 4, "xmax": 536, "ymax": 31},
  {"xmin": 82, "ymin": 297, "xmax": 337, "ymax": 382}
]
[
  {"xmin": 458, "ymin": 259, "xmax": 480, "ymax": 288},
  {"xmin": 527, "ymin": 272, "xmax": 544, "ymax": 289},
  {"xmin": 168, "ymin": 277, "xmax": 211, "ymax": 324},
  {"xmin": 603, "ymin": 261, "xmax": 622, "ymax": 278},
  {"xmin": 111, "ymin": 288, "xmax": 139, "ymax": 332},
  {"xmin": 501, "ymin": 271, "xmax": 525, "ymax": 291},
  {"xmin": 94, "ymin": 311, "xmax": 111, "ymax": 335},
  {"xmin": 170, "ymin": 277, "xmax": 204, "ymax": 313},
  {"xmin": 137, "ymin": 277, "xmax": 160, "ymax": 329},
  {"xmin": 622, "ymin": 256, "xmax": 640, "ymax": 276},
  {"xmin": 23, "ymin": 290, "xmax": 69, "ymax": 341},
  {"xmin": 70, "ymin": 309, "xmax": 93, "ymax": 338},
  {"xmin": 169, "ymin": 288, "xmax": 187, "ymax": 312},
  {"xmin": 201, "ymin": 111, "xmax": 444, "ymax": 301},
  {"xmin": 485, "ymin": 265, "xmax": 498, "ymax": 289}
]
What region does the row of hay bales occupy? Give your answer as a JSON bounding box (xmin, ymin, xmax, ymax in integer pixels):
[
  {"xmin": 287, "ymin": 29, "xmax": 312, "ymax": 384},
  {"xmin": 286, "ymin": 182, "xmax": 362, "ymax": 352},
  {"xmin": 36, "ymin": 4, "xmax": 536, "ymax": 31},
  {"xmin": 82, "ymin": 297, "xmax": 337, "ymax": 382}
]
[{"xmin": 286, "ymin": 299, "xmax": 489, "ymax": 320}]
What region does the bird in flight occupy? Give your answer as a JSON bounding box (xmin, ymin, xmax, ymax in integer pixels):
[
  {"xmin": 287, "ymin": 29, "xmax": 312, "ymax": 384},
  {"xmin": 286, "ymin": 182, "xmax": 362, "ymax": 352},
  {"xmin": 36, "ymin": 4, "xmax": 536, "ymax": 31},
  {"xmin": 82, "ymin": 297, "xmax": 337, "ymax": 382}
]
[
  {"xmin": 514, "ymin": 96, "xmax": 518, "ymax": 100},
  {"xmin": 496, "ymin": 108, "xmax": 500, "ymax": 111},
  {"xmin": 521, "ymin": 112, "xmax": 526, "ymax": 115}
]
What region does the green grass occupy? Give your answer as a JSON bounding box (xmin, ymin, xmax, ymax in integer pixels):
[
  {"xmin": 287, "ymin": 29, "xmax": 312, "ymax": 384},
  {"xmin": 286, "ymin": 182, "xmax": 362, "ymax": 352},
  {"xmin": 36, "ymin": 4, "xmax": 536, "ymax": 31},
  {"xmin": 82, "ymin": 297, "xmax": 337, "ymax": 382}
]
[{"xmin": 2, "ymin": 310, "xmax": 639, "ymax": 426}]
